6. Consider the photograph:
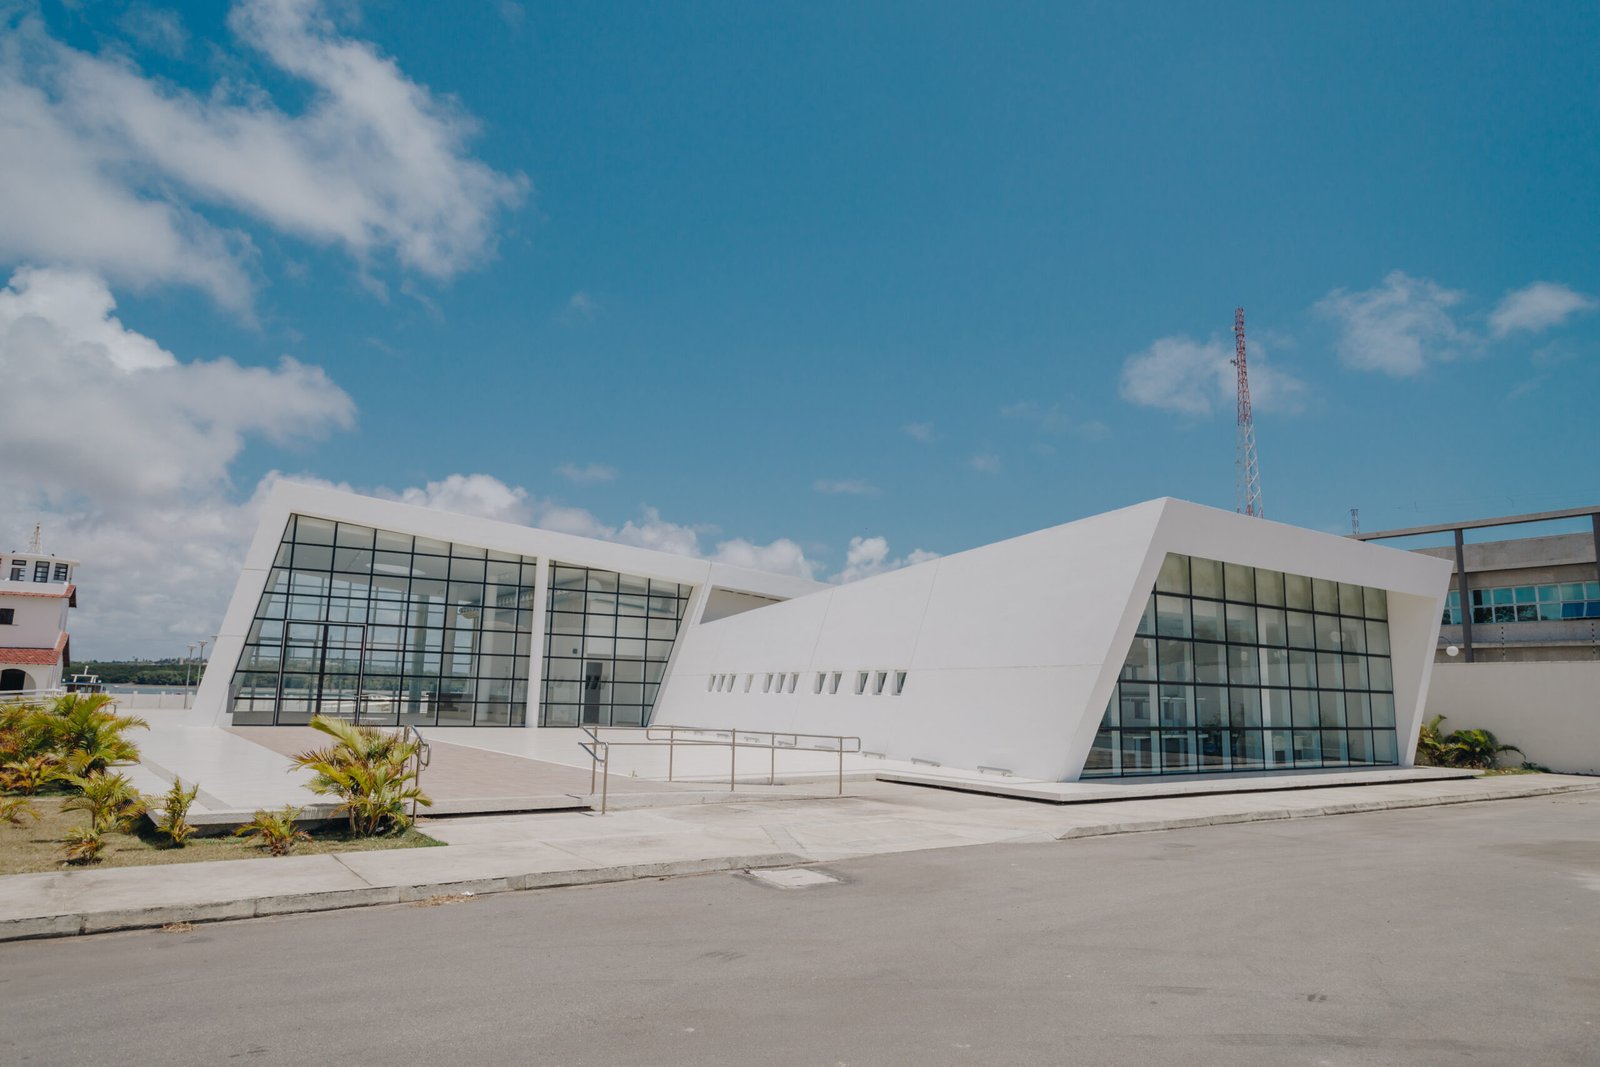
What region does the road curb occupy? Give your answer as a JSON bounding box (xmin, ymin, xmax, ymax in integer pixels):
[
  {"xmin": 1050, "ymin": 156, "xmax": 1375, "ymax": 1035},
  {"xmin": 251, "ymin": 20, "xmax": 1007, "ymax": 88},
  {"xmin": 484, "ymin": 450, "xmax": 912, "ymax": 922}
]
[
  {"xmin": 0, "ymin": 852, "xmax": 801, "ymax": 943},
  {"xmin": 1052, "ymin": 781, "xmax": 1600, "ymax": 840}
]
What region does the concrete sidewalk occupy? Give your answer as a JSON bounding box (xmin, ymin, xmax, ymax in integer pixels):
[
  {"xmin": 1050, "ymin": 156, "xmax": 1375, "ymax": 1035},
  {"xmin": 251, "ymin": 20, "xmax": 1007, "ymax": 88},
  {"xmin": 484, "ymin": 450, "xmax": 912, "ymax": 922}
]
[{"xmin": 2, "ymin": 772, "xmax": 1594, "ymax": 942}]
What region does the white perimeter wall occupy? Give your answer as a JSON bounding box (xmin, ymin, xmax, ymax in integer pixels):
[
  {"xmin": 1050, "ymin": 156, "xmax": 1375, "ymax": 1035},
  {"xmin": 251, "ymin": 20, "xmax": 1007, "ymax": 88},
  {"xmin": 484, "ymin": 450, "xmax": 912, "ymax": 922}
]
[
  {"xmin": 658, "ymin": 498, "xmax": 1454, "ymax": 781},
  {"xmin": 1425, "ymin": 661, "xmax": 1600, "ymax": 775}
]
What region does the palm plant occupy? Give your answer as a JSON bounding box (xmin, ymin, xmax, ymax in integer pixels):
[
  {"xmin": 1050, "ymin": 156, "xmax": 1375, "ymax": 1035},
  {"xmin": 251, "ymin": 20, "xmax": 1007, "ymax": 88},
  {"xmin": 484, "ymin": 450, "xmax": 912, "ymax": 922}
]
[
  {"xmin": 63, "ymin": 771, "xmax": 146, "ymax": 833},
  {"xmin": 0, "ymin": 698, "xmax": 49, "ymax": 762},
  {"xmin": 1441, "ymin": 728, "xmax": 1522, "ymax": 770},
  {"xmin": 61, "ymin": 826, "xmax": 105, "ymax": 865},
  {"xmin": 236, "ymin": 806, "xmax": 311, "ymax": 856},
  {"xmin": 291, "ymin": 716, "xmax": 431, "ymax": 836},
  {"xmin": 153, "ymin": 778, "xmax": 201, "ymax": 846},
  {"xmin": 0, "ymin": 796, "xmax": 39, "ymax": 826},
  {"xmin": 0, "ymin": 753, "xmax": 63, "ymax": 795},
  {"xmin": 40, "ymin": 694, "xmax": 147, "ymax": 774}
]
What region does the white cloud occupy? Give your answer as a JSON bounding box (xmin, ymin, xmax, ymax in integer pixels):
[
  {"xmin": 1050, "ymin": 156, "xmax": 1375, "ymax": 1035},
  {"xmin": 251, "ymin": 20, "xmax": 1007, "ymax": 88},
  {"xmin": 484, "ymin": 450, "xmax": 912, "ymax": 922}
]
[
  {"xmin": 1489, "ymin": 281, "xmax": 1596, "ymax": 338},
  {"xmin": 1118, "ymin": 335, "xmax": 1305, "ymax": 417},
  {"xmin": 1315, "ymin": 271, "xmax": 1466, "ymax": 376},
  {"xmin": 902, "ymin": 422, "xmax": 934, "ymax": 443},
  {"xmin": 812, "ymin": 478, "xmax": 879, "ymax": 496},
  {"xmin": 566, "ymin": 291, "xmax": 598, "ymax": 319},
  {"xmin": 0, "ymin": 2, "xmax": 526, "ymax": 312},
  {"xmin": 968, "ymin": 452, "xmax": 1002, "ymax": 473},
  {"xmin": 0, "ymin": 266, "xmax": 353, "ymax": 505},
  {"xmin": 0, "ymin": 266, "xmax": 355, "ymax": 657},
  {"xmin": 831, "ymin": 536, "xmax": 938, "ymax": 584},
  {"xmin": 556, "ymin": 462, "xmax": 618, "ymax": 484}
]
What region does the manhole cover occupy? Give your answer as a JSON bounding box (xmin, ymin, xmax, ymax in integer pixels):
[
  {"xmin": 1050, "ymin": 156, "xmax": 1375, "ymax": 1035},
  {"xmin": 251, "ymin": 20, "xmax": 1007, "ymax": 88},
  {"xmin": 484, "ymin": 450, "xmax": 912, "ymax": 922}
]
[{"xmin": 745, "ymin": 867, "xmax": 839, "ymax": 889}]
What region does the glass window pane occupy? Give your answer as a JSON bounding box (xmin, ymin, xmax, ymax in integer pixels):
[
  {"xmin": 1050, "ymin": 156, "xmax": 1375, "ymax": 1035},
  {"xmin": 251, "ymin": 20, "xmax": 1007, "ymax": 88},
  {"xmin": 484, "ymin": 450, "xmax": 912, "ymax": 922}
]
[
  {"xmin": 1159, "ymin": 685, "xmax": 1194, "ymax": 727},
  {"xmin": 1370, "ymin": 692, "xmax": 1396, "ymax": 727},
  {"xmin": 1119, "ymin": 683, "xmax": 1155, "ymax": 727},
  {"xmin": 1225, "ymin": 603, "xmax": 1258, "ymax": 644},
  {"xmin": 1155, "ymin": 554, "xmax": 1190, "ymax": 595},
  {"xmin": 1284, "ymin": 573, "xmax": 1313, "ymax": 611},
  {"xmin": 1161, "ymin": 731, "xmax": 1197, "ymax": 772},
  {"xmin": 1291, "ymin": 688, "xmax": 1320, "ymax": 728},
  {"xmin": 1255, "ymin": 569, "xmax": 1285, "ymax": 607},
  {"xmin": 1257, "ymin": 607, "xmax": 1288, "ymax": 647},
  {"xmin": 1155, "ymin": 595, "xmax": 1191, "ymax": 638},
  {"xmin": 1135, "ymin": 596, "xmax": 1156, "ymax": 636},
  {"xmin": 1192, "ymin": 600, "xmax": 1225, "ymax": 642},
  {"xmin": 1260, "ymin": 648, "xmax": 1290, "ymax": 687},
  {"xmin": 1229, "ymin": 687, "xmax": 1262, "ymax": 726},
  {"xmin": 1286, "ymin": 611, "xmax": 1315, "ymax": 649},
  {"xmin": 1190, "ymin": 557, "xmax": 1223, "ymax": 599},
  {"xmin": 1193, "ymin": 642, "xmax": 1227, "ymax": 684},
  {"xmin": 1338, "ymin": 583, "xmax": 1363, "ymax": 615},
  {"xmin": 1262, "ymin": 688, "xmax": 1293, "ymax": 728},
  {"xmin": 1312, "ymin": 578, "xmax": 1339, "ymax": 614},
  {"xmin": 1121, "ymin": 731, "xmax": 1154, "ymax": 773},
  {"xmin": 1224, "ymin": 563, "xmax": 1255, "ymax": 603},
  {"xmin": 1289, "ymin": 649, "xmax": 1317, "ymax": 688},
  {"xmin": 1226, "ymin": 645, "xmax": 1259, "ymax": 686},
  {"xmin": 1157, "ymin": 640, "xmax": 1193, "ymax": 682},
  {"xmin": 1363, "ymin": 586, "xmax": 1387, "ymax": 620},
  {"xmin": 1366, "ymin": 620, "xmax": 1391, "ymax": 655},
  {"xmin": 1315, "ymin": 613, "xmax": 1342, "ymax": 651},
  {"xmin": 1195, "ymin": 686, "xmax": 1228, "ymax": 727},
  {"xmin": 1373, "ymin": 730, "xmax": 1398, "ymax": 764}
]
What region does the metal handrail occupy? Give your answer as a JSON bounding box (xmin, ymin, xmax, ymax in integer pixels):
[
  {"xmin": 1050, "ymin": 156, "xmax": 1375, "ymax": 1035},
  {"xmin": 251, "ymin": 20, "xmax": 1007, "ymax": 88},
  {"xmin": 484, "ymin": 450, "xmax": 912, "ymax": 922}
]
[
  {"xmin": 574, "ymin": 724, "xmax": 862, "ymax": 814},
  {"xmin": 401, "ymin": 724, "xmax": 430, "ymax": 823}
]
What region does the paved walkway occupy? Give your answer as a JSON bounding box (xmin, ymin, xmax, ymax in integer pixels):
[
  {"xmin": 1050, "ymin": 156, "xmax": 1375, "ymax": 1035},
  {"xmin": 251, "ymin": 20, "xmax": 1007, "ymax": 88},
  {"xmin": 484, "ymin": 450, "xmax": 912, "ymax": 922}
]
[{"xmin": 2, "ymin": 771, "xmax": 1594, "ymax": 941}]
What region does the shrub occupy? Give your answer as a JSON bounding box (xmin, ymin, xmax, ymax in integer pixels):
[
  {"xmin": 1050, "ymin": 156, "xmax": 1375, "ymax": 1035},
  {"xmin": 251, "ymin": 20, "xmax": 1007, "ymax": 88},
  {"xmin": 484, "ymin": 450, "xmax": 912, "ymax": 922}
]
[
  {"xmin": 0, "ymin": 694, "xmax": 145, "ymax": 779},
  {"xmin": 236, "ymin": 806, "xmax": 311, "ymax": 856},
  {"xmin": 1416, "ymin": 715, "xmax": 1524, "ymax": 770},
  {"xmin": 154, "ymin": 778, "xmax": 200, "ymax": 847},
  {"xmin": 61, "ymin": 826, "xmax": 105, "ymax": 865},
  {"xmin": 292, "ymin": 716, "xmax": 431, "ymax": 836},
  {"xmin": 0, "ymin": 754, "xmax": 63, "ymax": 795},
  {"xmin": 63, "ymin": 771, "xmax": 146, "ymax": 833},
  {"xmin": 1, "ymin": 796, "xmax": 39, "ymax": 826}
]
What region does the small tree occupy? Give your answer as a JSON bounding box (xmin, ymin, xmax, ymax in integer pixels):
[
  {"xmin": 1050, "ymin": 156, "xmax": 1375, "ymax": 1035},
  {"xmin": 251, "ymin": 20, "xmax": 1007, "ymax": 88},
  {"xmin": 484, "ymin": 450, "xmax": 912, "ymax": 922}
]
[
  {"xmin": 63, "ymin": 771, "xmax": 146, "ymax": 833},
  {"xmin": 1414, "ymin": 715, "xmax": 1448, "ymax": 766},
  {"xmin": 154, "ymin": 778, "xmax": 201, "ymax": 847},
  {"xmin": 61, "ymin": 826, "xmax": 105, "ymax": 865},
  {"xmin": 236, "ymin": 806, "xmax": 311, "ymax": 856},
  {"xmin": 291, "ymin": 716, "xmax": 431, "ymax": 836}
]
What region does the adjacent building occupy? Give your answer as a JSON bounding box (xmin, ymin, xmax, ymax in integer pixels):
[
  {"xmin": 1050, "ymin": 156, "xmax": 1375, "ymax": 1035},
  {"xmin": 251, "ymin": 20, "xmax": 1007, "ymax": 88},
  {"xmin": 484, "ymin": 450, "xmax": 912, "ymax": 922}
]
[
  {"xmin": 1355, "ymin": 506, "xmax": 1600, "ymax": 663},
  {"xmin": 0, "ymin": 542, "xmax": 78, "ymax": 693},
  {"xmin": 197, "ymin": 483, "xmax": 1452, "ymax": 782}
]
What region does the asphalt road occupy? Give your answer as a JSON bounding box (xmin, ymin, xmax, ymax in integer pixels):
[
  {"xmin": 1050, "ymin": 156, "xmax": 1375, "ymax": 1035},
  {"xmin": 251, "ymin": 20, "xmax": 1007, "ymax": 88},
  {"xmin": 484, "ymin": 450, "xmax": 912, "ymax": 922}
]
[{"xmin": 2, "ymin": 793, "xmax": 1597, "ymax": 1066}]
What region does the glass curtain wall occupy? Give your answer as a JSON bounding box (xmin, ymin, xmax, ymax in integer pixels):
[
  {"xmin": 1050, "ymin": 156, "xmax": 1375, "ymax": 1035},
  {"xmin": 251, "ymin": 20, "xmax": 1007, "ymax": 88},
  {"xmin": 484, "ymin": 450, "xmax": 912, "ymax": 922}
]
[
  {"xmin": 540, "ymin": 563, "xmax": 691, "ymax": 727},
  {"xmin": 229, "ymin": 515, "xmax": 538, "ymax": 726},
  {"xmin": 1084, "ymin": 553, "xmax": 1399, "ymax": 777}
]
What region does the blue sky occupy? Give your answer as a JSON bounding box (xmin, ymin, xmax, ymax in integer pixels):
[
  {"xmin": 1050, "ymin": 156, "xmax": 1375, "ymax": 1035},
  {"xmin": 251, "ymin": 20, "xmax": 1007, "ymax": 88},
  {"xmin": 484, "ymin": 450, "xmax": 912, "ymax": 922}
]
[{"xmin": 1, "ymin": 1, "xmax": 1596, "ymax": 654}]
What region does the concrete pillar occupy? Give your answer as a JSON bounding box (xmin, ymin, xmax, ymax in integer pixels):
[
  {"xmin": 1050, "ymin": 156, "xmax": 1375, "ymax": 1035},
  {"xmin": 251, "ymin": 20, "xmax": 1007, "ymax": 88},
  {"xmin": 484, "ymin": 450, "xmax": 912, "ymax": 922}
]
[
  {"xmin": 525, "ymin": 557, "xmax": 551, "ymax": 727},
  {"xmin": 1453, "ymin": 527, "xmax": 1474, "ymax": 663}
]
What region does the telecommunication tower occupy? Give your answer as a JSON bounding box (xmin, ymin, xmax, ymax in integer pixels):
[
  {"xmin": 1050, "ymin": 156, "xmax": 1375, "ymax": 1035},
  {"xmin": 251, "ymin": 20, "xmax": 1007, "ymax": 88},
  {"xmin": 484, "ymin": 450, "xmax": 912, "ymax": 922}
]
[{"xmin": 1232, "ymin": 308, "xmax": 1264, "ymax": 518}]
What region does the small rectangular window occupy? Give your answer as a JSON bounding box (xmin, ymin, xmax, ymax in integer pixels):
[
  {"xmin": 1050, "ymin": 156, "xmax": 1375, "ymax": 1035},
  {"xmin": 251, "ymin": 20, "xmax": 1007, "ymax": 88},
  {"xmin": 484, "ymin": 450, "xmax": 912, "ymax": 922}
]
[
  {"xmin": 33, "ymin": 561, "xmax": 49, "ymax": 582},
  {"xmin": 873, "ymin": 671, "xmax": 888, "ymax": 695},
  {"xmin": 763, "ymin": 674, "xmax": 773, "ymax": 693},
  {"xmin": 855, "ymin": 671, "xmax": 869, "ymax": 695},
  {"xmin": 829, "ymin": 672, "xmax": 841, "ymax": 695},
  {"xmin": 707, "ymin": 676, "xmax": 716, "ymax": 692},
  {"xmin": 813, "ymin": 672, "xmax": 825, "ymax": 694},
  {"xmin": 787, "ymin": 672, "xmax": 798, "ymax": 693},
  {"xmin": 744, "ymin": 674, "xmax": 753, "ymax": 693},
  {"xmin": 0, "ymin": 608, "xmax": 13, "ymax": 625},
  {"xmin": 8, "ymin": 567, "xmax": 21, "ymax": 581},
  {"xmin": 893, "ymin": 671, "xmax": 907, "ymax": 695},
  {"xmin": 52, "ymin": 562, "xmax": 68, "ymax": 582}
]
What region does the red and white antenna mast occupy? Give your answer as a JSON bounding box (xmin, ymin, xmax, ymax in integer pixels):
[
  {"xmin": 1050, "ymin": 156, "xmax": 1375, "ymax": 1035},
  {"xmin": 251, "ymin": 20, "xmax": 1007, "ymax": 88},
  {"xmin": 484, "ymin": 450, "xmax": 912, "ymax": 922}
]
[{"xmin": 1232, "ymin": 307, "xmax": 1264, "ymax": 518}]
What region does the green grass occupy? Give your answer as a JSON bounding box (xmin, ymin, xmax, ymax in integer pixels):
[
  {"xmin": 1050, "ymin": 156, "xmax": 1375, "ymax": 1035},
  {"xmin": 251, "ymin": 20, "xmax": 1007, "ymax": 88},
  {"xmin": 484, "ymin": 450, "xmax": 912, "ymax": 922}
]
[{"xmin": 0, "ymin": 796, "xmax": 441, "ymax": 875}]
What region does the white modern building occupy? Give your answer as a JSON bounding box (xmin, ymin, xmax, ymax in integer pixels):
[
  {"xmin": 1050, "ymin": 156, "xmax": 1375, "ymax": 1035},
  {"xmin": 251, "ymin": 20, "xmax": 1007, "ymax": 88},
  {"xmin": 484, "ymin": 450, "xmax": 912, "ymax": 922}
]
[
  {"xmin": 0, "ymin": 543, "xmax": 78, "ymax": 693},
  {"xmin": 198, "ymin": 483, "xmax": 1453, "ymax": 782}
]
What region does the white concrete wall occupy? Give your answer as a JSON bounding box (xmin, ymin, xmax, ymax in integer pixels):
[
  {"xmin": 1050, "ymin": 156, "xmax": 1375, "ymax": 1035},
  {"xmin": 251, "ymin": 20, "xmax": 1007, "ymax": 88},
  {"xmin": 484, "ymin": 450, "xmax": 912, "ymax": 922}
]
[
  {"xmin": 1424, "ymin": 661, "xmax": 1600, "ymax": 775},
  {"xmin": 0, "ymin": 593, "xmax": 69, "ymax": 648},
  {"xmin": 661, "ymin": 498, "xmax": 1454, "ymax": 782}
]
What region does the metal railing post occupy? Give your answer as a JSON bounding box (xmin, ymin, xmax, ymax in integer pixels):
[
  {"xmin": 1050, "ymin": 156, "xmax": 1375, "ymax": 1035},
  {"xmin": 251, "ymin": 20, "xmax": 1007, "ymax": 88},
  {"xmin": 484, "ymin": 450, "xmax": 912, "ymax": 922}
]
[
  {"xmin": 770, "ymin": 737, "xmax": 776, "ymax": 785},
  {"xmin": 730, "ymin": 732, "xmax": 738, "ymax": 791},
  {"xmin": 601, "ymin": 746, "xmax": 609, "ymax": 815},
  {"xmin": 667, "ymin": 729, "xmax": 674, "ymax": 783}
]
